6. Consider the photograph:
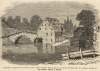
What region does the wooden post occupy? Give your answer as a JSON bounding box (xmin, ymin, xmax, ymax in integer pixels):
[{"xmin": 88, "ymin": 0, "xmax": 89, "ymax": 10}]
[
  {"xmin": 79, "ymin": 48, "xmax": 83, "ymax": 59},
  {"xmin": 67, "ymin": 39, "xmax": 71, "ymax": 60},
  {"xmin": 93, "ymin": 49, "xmax": 96, "ymax": 58},
  {"xmin": 67, "ymin": 46, "xmax": 70, "ymax": 59},
  {"xmin": 93, "ymin": 51, "xmax": 96, "ymax": 58}
]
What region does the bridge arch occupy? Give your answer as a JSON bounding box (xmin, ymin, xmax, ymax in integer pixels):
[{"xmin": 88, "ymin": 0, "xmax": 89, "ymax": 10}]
[
  {"xmin": 9, "ymin": 32, "xmax": 38, "ymax": 44},
  {"xmin": 14, "ymin": 35, "xmax": 33, "ymax": 44}
]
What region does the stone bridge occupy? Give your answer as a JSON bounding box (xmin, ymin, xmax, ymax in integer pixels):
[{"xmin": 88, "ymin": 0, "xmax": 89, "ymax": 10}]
[
  {"xmin": 2, "ymin": 32, "xmax": 71, "ymax": 54},
  {"xmin": 4, "ymin": 32, "xmax": 38, "ymax": 43}
]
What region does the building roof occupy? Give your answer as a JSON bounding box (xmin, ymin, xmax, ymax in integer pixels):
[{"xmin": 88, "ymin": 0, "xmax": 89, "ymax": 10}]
[
  {"xmin": 38, "ymin": 19, "xmax": 64, "ymax": 32},
  {"xmin": 37, "ymin": 20, "xmax": 54, "ymax": 31}
]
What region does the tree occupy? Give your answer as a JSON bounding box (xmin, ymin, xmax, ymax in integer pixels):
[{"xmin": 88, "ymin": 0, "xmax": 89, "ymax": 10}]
[
  {"xmin": 76, "ymin": 10, "xmax": 95, "ymax": 27},
  {"xmin": 6, "ymin": 16, "xmax": 15, "ymax": 28},
  {"xmin": 76, "ymin": 10, "xmax": 96, "ymax": 49},
  {"xmin": 1, "ymin": 17, "xmax": 7, "ymax": 27},
  {"xmin": 14, "ymin": 16, "xmax": 21, "ymax": 25},
  {"xmin": 63, "ymin": 17, "xmax": 74, "ymax": 35},
  {"xmin": 23, "ymin": 17, "xmax": 29, "ymax": 25},
  {"xmin": 30, "ymin": 15, "xmax": 42, "ymax": 31},
  {"xmin": 46, "ymin": 17, "xmax": 59, "ymax": 23}
]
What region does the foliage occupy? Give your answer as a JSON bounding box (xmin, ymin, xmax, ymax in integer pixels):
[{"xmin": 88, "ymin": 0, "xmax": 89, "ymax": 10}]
[
  {"xmin": 63, "ymin": 17, "xmax": 74, "ymax": 34},
  {"xmin": 30, "ymin": 15, "xmax": 43, "ymax": 30},
  {"xmin": 1, "ymin": 15, "xmax": 43, "ymax": 31},
  {"xmin": 76, "ymin": 10, "xmax": 96, "ymax": 49}
]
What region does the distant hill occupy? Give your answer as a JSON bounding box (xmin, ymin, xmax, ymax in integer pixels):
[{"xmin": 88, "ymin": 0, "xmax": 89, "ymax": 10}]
[
  {"xmin": 3, "ymin": 2, "xmax": 94, "ymax": 26},
  {"xmin": 1, "ymin": 2, "xmax": 94, "ymax": 36}
]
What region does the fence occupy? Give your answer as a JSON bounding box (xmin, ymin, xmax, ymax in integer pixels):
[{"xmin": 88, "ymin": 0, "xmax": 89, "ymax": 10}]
[{"xmin": 62, "ymin": 49, "xmax": 97, "ymax": 59}]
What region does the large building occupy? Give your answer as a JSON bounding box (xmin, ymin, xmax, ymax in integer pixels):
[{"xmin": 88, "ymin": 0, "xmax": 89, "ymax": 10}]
[
  {"xmin": 37, "ymin": 19, "xmax": 67, "ymax": 54},
  {"xmin": 37, "ymin": 20, "xmax": 55, "ymax": 54}
]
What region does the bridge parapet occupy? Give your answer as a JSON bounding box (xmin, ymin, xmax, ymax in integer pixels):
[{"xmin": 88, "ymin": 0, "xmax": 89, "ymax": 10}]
[{"xmin": 8, "ymin": 32, "xmax": 37, "ymax": 43}]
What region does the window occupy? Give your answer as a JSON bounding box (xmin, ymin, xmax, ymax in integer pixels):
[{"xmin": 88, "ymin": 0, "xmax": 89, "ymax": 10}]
[
  {"xmin": 45, "ymin": 28, "xmax": 46, "ymax": 30},
  {"xmin": 51, "ymin": 33, "xmax": 52, "ymax": 36},
  {"xmin": 42, "ymin": 24, "xmax": 43, "ymax": 26},
  {"xmin": 51, "ymin": 39, "xmax": 52, "ymax": 42},
  {"xmin": 40, "ymin": 28, "xmax": 41, "ymax": 30},
  {"xmin": 46, "ymin": 33, "xmax": 48, "ymax": 36},
  {"xmin": 46, "ymin": 44, "xmax": 48, "ymax": 48},
  {"xmin": 45, "ymin": 38, "xmax": 47, "ymax": 41}
]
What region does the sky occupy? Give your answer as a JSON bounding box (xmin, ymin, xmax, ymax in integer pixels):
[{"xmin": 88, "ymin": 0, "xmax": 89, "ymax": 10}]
[{"xmin": 3, "ymin": 1, "xmax": 95, "ymax": 26}]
